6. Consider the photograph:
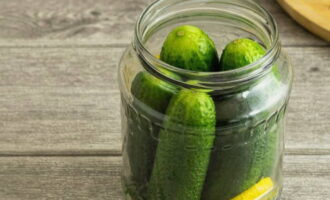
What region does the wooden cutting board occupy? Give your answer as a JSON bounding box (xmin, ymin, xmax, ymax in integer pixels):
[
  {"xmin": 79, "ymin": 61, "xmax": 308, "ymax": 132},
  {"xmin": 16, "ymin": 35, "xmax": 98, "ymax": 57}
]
[{"xmin": 277, "ymin": 0, "xmax": 330, "ymax": 42}]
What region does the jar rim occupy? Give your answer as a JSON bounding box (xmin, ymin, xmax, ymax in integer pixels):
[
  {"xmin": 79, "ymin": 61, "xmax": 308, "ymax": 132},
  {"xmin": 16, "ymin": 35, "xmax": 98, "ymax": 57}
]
[{"xmin": 134, "ymin": 0, "xmax": 280, "ymax": 89}]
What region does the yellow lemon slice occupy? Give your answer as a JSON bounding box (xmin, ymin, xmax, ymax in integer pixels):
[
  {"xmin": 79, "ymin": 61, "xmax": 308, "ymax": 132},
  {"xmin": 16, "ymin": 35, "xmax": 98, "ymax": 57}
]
[{"xmin": 231, "ymin": 177, "xmax": 274, "ymax": 200}]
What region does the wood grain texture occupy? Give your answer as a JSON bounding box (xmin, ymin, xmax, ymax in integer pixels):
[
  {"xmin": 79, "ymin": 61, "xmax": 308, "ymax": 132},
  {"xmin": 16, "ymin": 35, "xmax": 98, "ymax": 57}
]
[
  {"xmin": 0, "ymin": 47, "xmax": 122, "ymax": 155},
  {"xmin": 0, "ymin": 156, "xmax": 123, "ymax": 200},
  {"xmin": 0, "ymin": 155, "xmax": 328, "ymax": 200},
  {"xmin": 0, "ymin": 0, "xmax": 327, "ymax": 47},
  {"xmin": 0, "ymin": 47, "xmax": 328, "ymax": 154},
  {"xmin": 285, "ymin": 47, "xmax": 330, "ymax": 150},
  {"xmin": 277, "ymin": 0, "xmax": 330, "ymax": 42}
]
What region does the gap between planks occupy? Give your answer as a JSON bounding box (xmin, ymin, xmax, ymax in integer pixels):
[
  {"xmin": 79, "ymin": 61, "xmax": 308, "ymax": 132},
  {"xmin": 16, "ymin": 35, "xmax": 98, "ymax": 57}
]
[{"xmin": 0, "ymin": 148, "xmax": 330, "ymax": 157}]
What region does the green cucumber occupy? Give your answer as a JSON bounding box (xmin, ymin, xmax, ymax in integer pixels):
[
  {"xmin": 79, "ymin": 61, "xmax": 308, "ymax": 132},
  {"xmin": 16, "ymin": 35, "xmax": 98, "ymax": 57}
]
[
  {"xmin": 131, "ymin": 70, "xmax": 180, "ymax": 113},
  {"xmin": 202, "ymin": 100, "xmax": 281, "ymax": 200},
  {"xmin": 160, "ymin": 25, "xmax": 219, "ymax": 72},
  {"xmin": 201, "ymin": 130, "xmax": 256, "ymax": 200},
  {"xmin": 201, "ymin": 38, "xmax": 282, "ymax": 200},
  {"xmin": 125, "ymin": 70, "xmax": 179, "ymax": 198},
  {"xmin": 262, "ymin": 106, "xmax": 284, "ymax": 178},
  {"xmin": 219, "ymin": 38, "xmax": 281, "ymax": 79},
  {"xmin": 147, "ymin": 89, "xmax": 216, "ymax": 200},
  {"xmin": 219, "ymin": 38, "xmax": 265, "ymax": 71}
]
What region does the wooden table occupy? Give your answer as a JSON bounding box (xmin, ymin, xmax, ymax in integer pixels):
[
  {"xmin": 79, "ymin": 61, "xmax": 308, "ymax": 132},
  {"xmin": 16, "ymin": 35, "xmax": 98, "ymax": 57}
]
[{"xmin": 0, "ymin": 0, "xmax": 328, "ymax": 199}]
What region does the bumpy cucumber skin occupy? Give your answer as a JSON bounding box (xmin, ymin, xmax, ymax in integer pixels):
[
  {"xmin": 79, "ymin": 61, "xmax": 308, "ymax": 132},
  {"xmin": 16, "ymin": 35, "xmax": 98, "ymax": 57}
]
[
  {"xmin": 220, "ymin": 38, "xmax": 265, "ymax": 71},
  {"xmin": 131, "ymin": 71, "xmax": 179, "ymax": 113},
  {"xmin": 160, "ymin": 25, "xmax": 219, "ymax": 72},
  {"xmin": 201, "ymin": 114, "xmax": 280, "ymax": 200},
  {"xmin": 126, "ymin": 71, "xmax": 179, "ymax": 198},
  {"xmin": 147, "ymin": 89, "xmax": 216, "ymax": 200},
  {"xmin": 202, "ymin": 134, "xmax": 256, "ymax": 200},
  {"xmin": 201, "ymin": 39, "xmax": 282, "ymax": 200},
  {"xmin": 220, "ymin": 38, "xmax": 281, "ymax": 79},
  {"xmin": 240, "ymin": 123, "xmax": 270, "ymax": 191}
]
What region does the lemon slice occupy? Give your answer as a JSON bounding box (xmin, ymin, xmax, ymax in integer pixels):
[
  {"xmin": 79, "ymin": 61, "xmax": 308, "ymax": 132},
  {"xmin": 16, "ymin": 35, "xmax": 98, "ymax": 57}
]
[{"xmin": 231, "ymin": 177, "xmax": 274, "ymax": 200}]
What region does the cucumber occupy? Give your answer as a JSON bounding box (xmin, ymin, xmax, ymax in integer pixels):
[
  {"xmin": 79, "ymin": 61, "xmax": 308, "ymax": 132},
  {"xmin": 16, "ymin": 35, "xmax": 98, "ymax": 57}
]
[
  {"xmin": 147, "ymin": 89, "xmax": 216, "ymax": 200},
  {"xmin": 201, "ymin": 38, "xmax": 282, "ymax": 200},
  {"xmin": 160, "ymin": 25, "xmax": 219, "ymax": 72},
  {"xmin": 202, "ymin": 101, "xmax": 281, "ymax": 200},
  {"xmin": 131, "ymin": 70, "xmax": 180, "ymax": 113},
  {"xmin": 219, "ymin": 38, "xmax": 281, "ymax": 79},
  {"xmin": 219, "ymin": 38, "xmax": 265, "ymax": 71},
  {"xmin": 262, "ymin": 106, "xmax": 284, "ymax": 178},
  {"xmin": 125, "ymin": 70, "xmax": 179, "ymax": 198},
  {"xmin": 201, "ymin": 130, "xmax": 257, "ymax": 200}
]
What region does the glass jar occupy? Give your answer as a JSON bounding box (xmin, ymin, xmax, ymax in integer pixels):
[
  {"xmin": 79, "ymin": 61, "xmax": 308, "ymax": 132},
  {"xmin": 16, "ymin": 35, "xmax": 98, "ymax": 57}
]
[{"xmin": 118, "ymin": 0, "xmax": 293, "ymax": 199}]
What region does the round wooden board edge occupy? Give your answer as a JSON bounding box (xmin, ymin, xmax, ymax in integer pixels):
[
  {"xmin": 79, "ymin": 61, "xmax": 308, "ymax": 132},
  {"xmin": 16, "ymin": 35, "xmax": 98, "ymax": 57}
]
[{"xmin": 277, "ymin": 0, "xmax": 330, "ymax": 42}]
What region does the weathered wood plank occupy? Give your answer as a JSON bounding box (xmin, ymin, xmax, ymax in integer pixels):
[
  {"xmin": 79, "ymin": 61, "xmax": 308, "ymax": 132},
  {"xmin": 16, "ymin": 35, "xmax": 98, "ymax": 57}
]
[
  {"xmin": 0, "ymin": 156, "xmax": 123, "ymax": 200},
  {"xmin": 0, "ymin": 47, "xmax": 122, "ymax": 155},
  {"xmin": 0, "ymin": 155, "xmax": 328, "ymax": 200},
  {"xmin": 0, "ymin": 0, "xmax": 326, "ymax": 47},
  {"xmin": 0, "ymin": 47, "xmax": 328, "ymax": 154},
  {"xmin": 285, "ymin": 47, "xmax": 330, "ymax": 150},
  {"xmin": 0, "ymin": 47, "xmax": 119, "ymax": 88},
  {"xmin": 0, "ymin": 0, "xmax": 134, "ymax": 46}
]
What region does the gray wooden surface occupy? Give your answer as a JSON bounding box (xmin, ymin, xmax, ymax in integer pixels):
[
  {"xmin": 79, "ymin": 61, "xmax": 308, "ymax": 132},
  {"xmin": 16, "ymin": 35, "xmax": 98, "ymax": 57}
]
[{"xmin": 0, "ymin": 0, "xmax": 329, "ymax": 199}]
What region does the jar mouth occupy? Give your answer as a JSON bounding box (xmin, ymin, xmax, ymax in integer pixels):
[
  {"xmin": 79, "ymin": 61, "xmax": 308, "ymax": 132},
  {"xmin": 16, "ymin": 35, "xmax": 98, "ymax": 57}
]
[{"xmin": 134, "ymin": 0, "xmax": 280, "ymax": 90}]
